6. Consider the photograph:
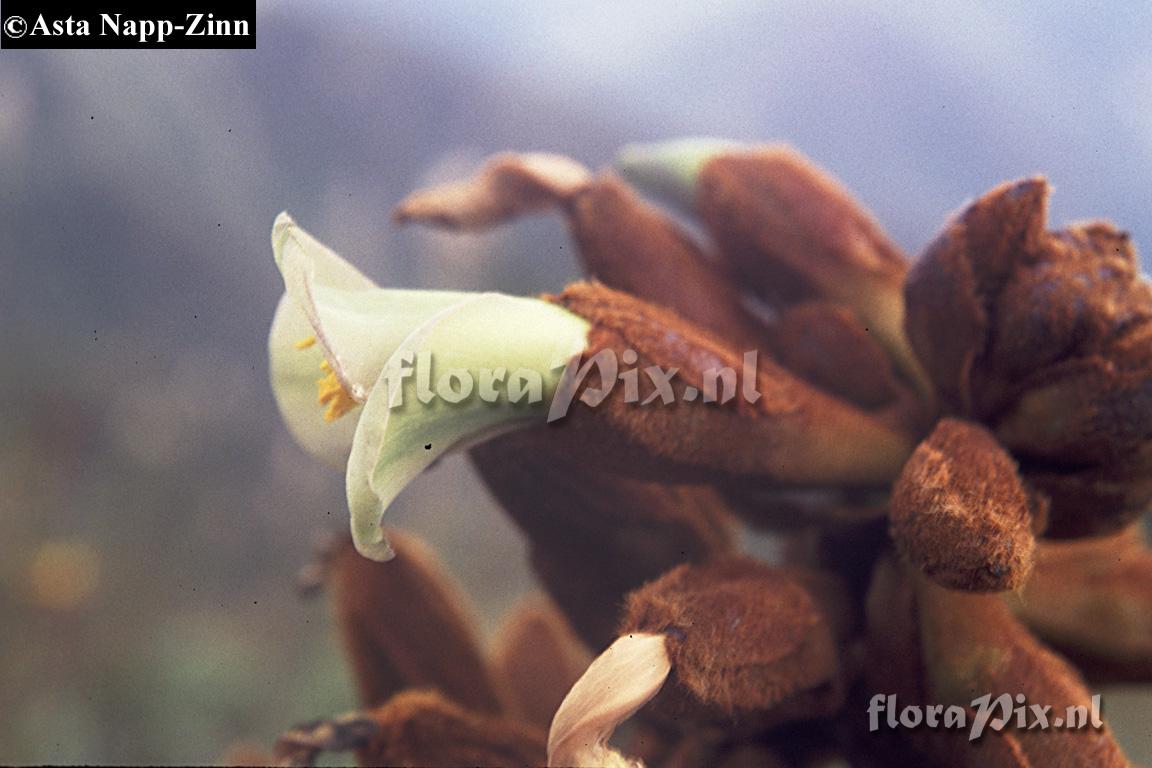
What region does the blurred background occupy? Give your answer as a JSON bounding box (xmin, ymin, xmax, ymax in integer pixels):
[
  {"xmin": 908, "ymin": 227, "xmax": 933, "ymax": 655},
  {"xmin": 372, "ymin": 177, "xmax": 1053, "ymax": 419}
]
[{"xmin": 2, "ymin": 0, "xmax": 1152, "ymax": 762}]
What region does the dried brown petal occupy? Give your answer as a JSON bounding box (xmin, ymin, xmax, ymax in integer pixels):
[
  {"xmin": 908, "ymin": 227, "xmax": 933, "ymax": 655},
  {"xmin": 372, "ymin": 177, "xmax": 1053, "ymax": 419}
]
[
  {"xmin": 1013, "ymin": 525, "xmax": 1152, "ymax": 682},
  {"xmin": 472, "ymin": 429, "xmax": 735, "ymax": 648},
  {"xmin": 917, "ymin": 579, "xmax": 1130, "ymax": 767},
  {"xmin": 619, "ymin": 557, "xmax": 842, "ymax": 724},
  {"xmin": 547, "ymin": 281, "xmax": 917, "ymax": 487},
  {"xmin": 694, "ymin": 148, "xmax": 925, "ymax": 390},
  {"xmin": 568, "ymin": 173, "xmax": 769, "ymax": 351},
  {"xmin": 891, "ymin": 419, "xmax": 1035, "ymax": 591},
  {"xmin": 325, "ymin": 530, "xmax": 503, "ymax": 713},
  {"xmin": 359, "ymin": 690, "xmax": 547, "ymax": 768},
  {"xmin": 393, "ymin": 152, "xmax": 592, "ymax": 229},
  {"xmin": 489, "ymin": 594, "xmax": 593, "ymax": 732},
  {"xmin": 548, "ymin": 632, "xmax": 672, "ymax": 768}
]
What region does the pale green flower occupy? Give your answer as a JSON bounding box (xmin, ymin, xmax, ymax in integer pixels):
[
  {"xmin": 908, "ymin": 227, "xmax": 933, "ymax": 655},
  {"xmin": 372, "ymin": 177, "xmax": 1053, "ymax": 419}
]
[{"xmin": 268, "ymin": 213, "xmax": 589, "ymax": 560}]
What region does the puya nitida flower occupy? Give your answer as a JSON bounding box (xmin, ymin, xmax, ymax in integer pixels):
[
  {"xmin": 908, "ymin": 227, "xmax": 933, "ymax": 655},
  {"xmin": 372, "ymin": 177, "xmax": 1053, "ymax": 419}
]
[
  {"xmin": 269, "ymin": 212, "xmax": 590, "ymax": 560},
  {"xmin": 270, "ymin": 211, "xmax": 917, "ymax": 561},
  {"xmin": 267, "ymin": 139, "xmax": 1152, "ymax": 768}
]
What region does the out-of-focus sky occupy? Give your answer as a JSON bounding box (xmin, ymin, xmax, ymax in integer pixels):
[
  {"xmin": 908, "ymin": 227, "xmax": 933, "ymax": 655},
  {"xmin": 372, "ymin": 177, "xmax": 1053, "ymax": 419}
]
[{"xmin": 1, "ymin": 1, "xmax": 1151, "ymax": 763}]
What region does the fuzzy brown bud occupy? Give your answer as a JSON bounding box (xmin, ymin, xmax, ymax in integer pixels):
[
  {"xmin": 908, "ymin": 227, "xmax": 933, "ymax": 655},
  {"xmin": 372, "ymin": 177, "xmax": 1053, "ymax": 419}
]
[
  {"xmin": 890, "ymin": 419, "xmax": 1035, "ymax": 591},
  {"xmin": 619, "ymin": 557, "xmax": 842, "ymax": 726}
]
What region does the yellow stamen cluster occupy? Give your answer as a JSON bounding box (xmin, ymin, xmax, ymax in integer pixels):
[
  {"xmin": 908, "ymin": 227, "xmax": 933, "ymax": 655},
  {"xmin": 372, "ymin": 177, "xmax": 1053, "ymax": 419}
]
[
  {"xmin": 296, "ymin": 335, "xmax": 358, "ymax": 422},
  {"xmin": 318, "ymin": 360, "xmax": 359, "ymax": 422}
]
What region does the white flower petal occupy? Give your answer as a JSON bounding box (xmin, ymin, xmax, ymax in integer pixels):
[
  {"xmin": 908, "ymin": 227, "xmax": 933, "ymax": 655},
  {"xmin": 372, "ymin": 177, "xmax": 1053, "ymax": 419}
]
[
  {"xmin": 272, "ymin": 212, "xmax": 470, "ymax": 398},
  {"xmin": 345, "ymin": 293, "xmax": 589, "ymax": 561},
  {"xmin": 268, "ymin": 293, "xmax": 360, "ymax": 468}
]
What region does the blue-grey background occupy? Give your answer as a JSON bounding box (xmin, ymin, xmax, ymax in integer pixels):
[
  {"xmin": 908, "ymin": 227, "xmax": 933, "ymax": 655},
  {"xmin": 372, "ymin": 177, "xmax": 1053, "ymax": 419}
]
[{"xmin": 2, "ymin": 1, "xmax": 1151, "ymax": 762}]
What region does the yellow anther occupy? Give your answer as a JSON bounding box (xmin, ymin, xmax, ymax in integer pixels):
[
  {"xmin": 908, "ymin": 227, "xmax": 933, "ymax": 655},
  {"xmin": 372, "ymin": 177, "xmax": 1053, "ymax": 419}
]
[
  {"xmin": 316, "ymin": 366, "xmax": 358, "ymax": 422},
  {"xmin": 296, "ymin": 335, "xmax": 356, "ymax": 421}
]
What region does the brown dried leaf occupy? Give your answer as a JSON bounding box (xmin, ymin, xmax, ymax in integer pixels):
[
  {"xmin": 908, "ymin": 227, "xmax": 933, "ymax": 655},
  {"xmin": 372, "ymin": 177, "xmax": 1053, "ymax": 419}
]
[
  {"xmin": 891, "ymin": 419, "xmax": 1035, "ymax": 591},
  {"xmin": 393, "ymin": 152, "xmax": 592, "ymax": 229}
]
